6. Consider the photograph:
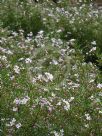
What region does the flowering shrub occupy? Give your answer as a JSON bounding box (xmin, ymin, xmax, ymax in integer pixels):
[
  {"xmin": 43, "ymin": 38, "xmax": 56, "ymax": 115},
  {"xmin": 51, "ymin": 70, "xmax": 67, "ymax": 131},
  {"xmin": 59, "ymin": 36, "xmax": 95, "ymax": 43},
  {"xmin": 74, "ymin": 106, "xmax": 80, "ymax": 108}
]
[
  {"xmin": 1, "ymin": 0, "xmax": 46, "ymax": 36},
  {"xmin": 0, "ymin": 0, "xmax": 102, "ymax": 136}
]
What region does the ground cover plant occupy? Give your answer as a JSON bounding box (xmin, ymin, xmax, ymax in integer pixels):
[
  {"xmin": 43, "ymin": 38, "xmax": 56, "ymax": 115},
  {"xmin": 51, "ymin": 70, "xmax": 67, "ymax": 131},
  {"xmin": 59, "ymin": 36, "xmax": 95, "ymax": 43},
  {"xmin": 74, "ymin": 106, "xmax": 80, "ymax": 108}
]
[{"xmin": 0, "ymin": 0, "xmax": 102, "ymax": 136}]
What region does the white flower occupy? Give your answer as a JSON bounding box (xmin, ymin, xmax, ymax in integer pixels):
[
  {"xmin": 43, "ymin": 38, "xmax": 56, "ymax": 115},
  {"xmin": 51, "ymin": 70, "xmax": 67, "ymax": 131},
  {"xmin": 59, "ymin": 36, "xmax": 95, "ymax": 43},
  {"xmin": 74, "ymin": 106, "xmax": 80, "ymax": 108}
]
[
  {"xmin": 91, "ymin": 41, "xmax": 96, "ymax": 45},
  {"xmin": 63, "ymin": 99, "xmax": 70, "ymax": 111},
  {"xmin": 89, "ymin": 95, "xmax": 94, "ymax": 100},
  {"xmin": 51, "ymin": 92, "xmax": 56, "ymax": 97},
  {"xmin": 38, "ymin": 30, "xmax": 44, "ymax": 35},
  {"xmin": 51, "ymin": 59, "xmax": 58, "ymax": 65},
  {"xmin": 97, "ymin": 83, "xmax": 102, "ymax": 89},
  {"xmin": 25, "ymin": 58, "xmax": 32, "ymax": 64},
  {"xmin": 14, "ymin": 65, "xmax": 20, "ymax": 74},
  {"xmin": 52, "ymin": 129, "xmax": 64, "ymax": 136},
  {"xmin": 12, "ymin": 32, "xmax": 18, "ymax": 37},
  {"xmin": 32, "ymin": 78, "xmax": 37, "ymax": 83},
  {"xmin": 1, "ymin": 55, "xmax": 7, "ymax": 61},
  {"xmin": 60, "ymin": 129, "xmax": 64, "ymax": 136},
  {"xmin": 64, "ymin": 105, "xmax": 70, "ymax": 111},
  {"xmin": 69, "ymin": 49, "xmax": 75, "ymax": 53},
  {"xmin": 14, "ymin": 96, "xmax": 30, "ymax": 105},
  {"xmin": 10, "ymin": 118, "xmax": 16, "ymax": 126},
  {"xmin": 69, "ymin": 39, "xmax": 76, "ymax": 42},
  {"xmin": 72, "ymin": 83, "xmax": 80, "ymax": 88},
  {"xmin": 89, "ymin": 47, "xmax": 96, "ymax": 52},
  {"xmin": 51, "ymin": 38, "xmax": 56, "ymax": 44},
  {"xmin": 99, "ymin": 111, "xmax": 102, "ymax": 114},
  {"xmin": 69, "ymin": 97, "xmax": 74, "ymax": 102},
  {"xmin": 53, "ymin": 131, "xmax": 59, "ymax": 136},
  {"xmin": 27, "ymin": 32, "xmax": 33, "ymax": 37},
  {"xmin": 10, "ymin": 75, "xmax": 15, "ymax": 80},
  {"xmin": 89, "ymin": 79, "xmax": 94, "ymax": 83},
  {"xmin": 56, "ymin": 29, "xmax": 62, "ymax": 33},
  {"xmin": 13, "ymin": 107, "xmax": 18, "ymax": 112},
  {"xmin": 43, "ymin": 18, "xmax": 46, "ymax": 21},
  {"xmin": 21, "ymin": 96, "xmax": 30, "ymax": 105},
  {"xmin": 37, "ymin": 74, "xmax": 43, "ymax": 81},
  {"xmin": 0, "ymin": 40, "xmax": 3, "ymax": 43},
  {"xmin": 6, "ymin": 50, "xmax": 13, "ymax": 55},
  {"xmin": 57, "ymin": 101, "xmax": 61, "ymax": 106},
  {"xmin": 25, "ymin": 37, "xmax": 31, "ymax": 43},
  {"xmin": 85, "ymin": 124, "xmax": 89, "ymax": 128},
  {"xmin": 16, "ymin": 123, "xmax": 22, "ymax": 129},
  {"xmin": 45, "ymin": 72, "xmax": 53, "ymax": 81},
  {"xmin": 69, "ymin": 38, "xmax": 76, "ymax": 45},
  {"xmin": 18, "ymin": 58, "xmax": 24, "ymax": 61},
  {"xmin": 61, "ymin": 49, "xmax": 66, "ymax": 54},
  {"xmin": 79, "ymin": 0, "xmax": 82, "ymax": 2},
  {"xmin": 41, "ymin": 44, "xmax": 45, "ymax": 47},
  {"xmin": 85, "ymin": 113, "xmax": 91, "ymax": 121},
  {"xmin": 14, "ymin": 98, "xmax": 21, "ymax": 105}
]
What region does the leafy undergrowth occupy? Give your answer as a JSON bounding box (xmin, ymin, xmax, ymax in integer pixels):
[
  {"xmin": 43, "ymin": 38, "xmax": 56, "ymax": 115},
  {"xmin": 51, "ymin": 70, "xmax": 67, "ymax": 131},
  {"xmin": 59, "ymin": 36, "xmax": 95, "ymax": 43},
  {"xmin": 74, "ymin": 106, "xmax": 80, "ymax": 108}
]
[{"xmin": 0, "ymin": 0, "xmax": 102, "ymax": 136}]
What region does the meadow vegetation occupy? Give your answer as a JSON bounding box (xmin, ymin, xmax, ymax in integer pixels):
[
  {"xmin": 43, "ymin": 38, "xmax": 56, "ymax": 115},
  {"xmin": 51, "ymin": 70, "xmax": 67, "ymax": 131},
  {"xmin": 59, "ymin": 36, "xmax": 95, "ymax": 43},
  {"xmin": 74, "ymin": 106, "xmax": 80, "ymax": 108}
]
[{"xmin": 0, "ymin": 0, "xmax": 102, "ymax": 135}]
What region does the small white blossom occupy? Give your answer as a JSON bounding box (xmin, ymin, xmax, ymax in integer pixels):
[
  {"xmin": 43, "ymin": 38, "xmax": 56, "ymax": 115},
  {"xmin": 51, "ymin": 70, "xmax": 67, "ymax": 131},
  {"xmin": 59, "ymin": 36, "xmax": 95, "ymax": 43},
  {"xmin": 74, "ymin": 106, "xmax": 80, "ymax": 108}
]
[
  {"xmin": 89, "ymin": 95, "xmax": 94, "ymax": 100},
  {"xmin": 72, "ymin": 83, "xmax": 80, "ymax": 88},
  {"xmin": 60, "ymin": 129, "xmax": 64, "ymax": 136},
  {"xmin": 64, "ymin": 105, "xmax": 70, "ymax": 111},
  {"xmin": 57, "ymin": 101, "xmax": 61, "ymax": 106},
  {"xmin": 21, "ymin": 96, "xmax": 30, "ymax": 105},
  {"xmin": 25, "ymin": 58, "xmax": 32, "ymax": 64},
  {"xmin": 97, "ymin": 83, "xmax": 102, "ymax": 89},
  {"xmin": 0, "ymin": 40, "xmax": 3, "ymax": 43},
  {"xmin": 61, "ymin": 49, "xmax": 66, "ymax": 55},
  {"xmin": 14, "ymin": 98, "xmax": 21, "ymax": 105},
  {"xmin": 51, "ymin": 59, "xmax": 58, "ymax": 65},
  {"xmin": 37, "ymin": 74, "xmax": 43, "ymax": 81},
  {"xmin": 32, "ymin": 78, "xmax": 37, "ymax": 83},
  {"xmin": 51, "ymin": 92, "xmax": 56, "ymax": 97},
  {"xmin": 52, "ymin": 129, "xmax": 64, "ymax": 136},
  {"xmin": 69, "ymin": 97, "xmax": 74, "ymax": 102},
  {"xmin": 99, "ymin": 111, "xmax": 102, "ymax": 114},
  {"xmin": 10, "ymin": 75, "xmax": 15, "ymax": 80},
  {"xmin": 69, "ymin": 39, "xmax": 76, "ymax": 42},
  {"xmin": 14, "ymin": 65, "xmax": 20, "ymax": 74},
  {"xmin": 25, "ymin": 37, "xmax": 31, "ymax": 43},
  {"xmin": 18, "ymin": 58, "xmax": 24, "ymax": 61},
  {"xmin": 56, "ymin": 29, "xmax": 62, "ymax": 33},
  {"xmin": 6, "ymin": 50, "xmax": 13, "ymax": 55},
  {"xmin": 10, "ymin": 118, "xmax": 16, "ymax": 126},
  {"xmin": 12, "ymin": 32, "xmax": 18, "ymax": 37},
  {"xmin": 13, "ymin": 107, "xmax": 18, "ymax": 112},
  {"xmin": 63, "ymin": 99, "xmax": 70, "ymax": 111},
  {"xmin": 89, "ymin": 47, "xmax": 96, "ymax": 52},
  {"xmin": 38, "ymin": 30, "xmax": 44, "ymax": 35},
  {"xmin": 53, "ymin": 131, "xmax": 59, "ymax": 136},
  {"xmin": 91, "ymin": 41, "xmax": 96, "ymax": 45},
  {"xmin": 85, "ymin": 124, "xmax": 89, "ymax": 128},
  {"xmin": 45, "ymin": 72, "xmax": 53, "ymax": 81},
  {"xmin": 16, "ymin": 123, "xmax": 22, "ymax": 129},
  {"xmin": 1, "ymin": 55, "xmax": 7, "ymax": 61},
  {"xmin": 69, "ymin": 49, "xmax": 75, "ymax": 53},
  {"xmin": 89, "ymin": 79, "xmax": 94, "ymax": 83},
  {"xmin": 14, "ymin": 96, "xmax": 30, "ymax": 105},
  {"xmin": 85, "ymin": 113, "xmax": 91, "ymax": 121},
  {"xmin": 27, "ymin": 32, "xmax": 33, "ymax": 37}
]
